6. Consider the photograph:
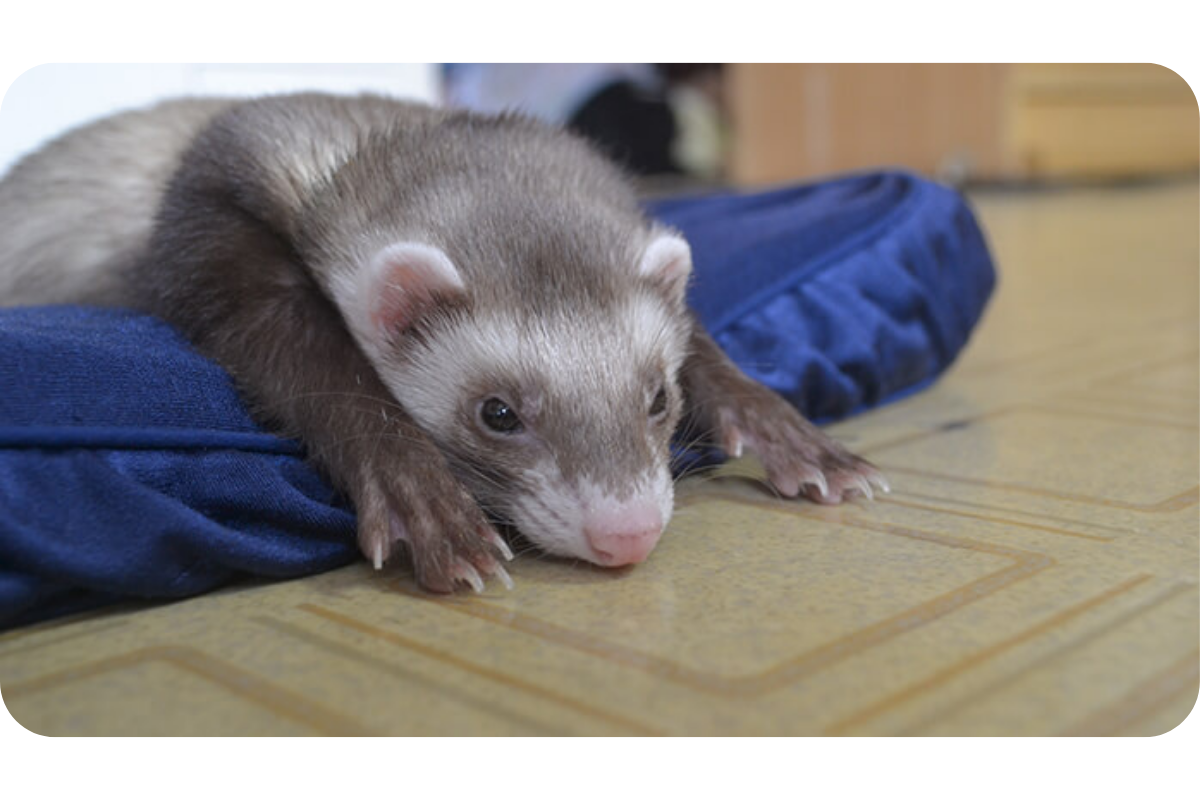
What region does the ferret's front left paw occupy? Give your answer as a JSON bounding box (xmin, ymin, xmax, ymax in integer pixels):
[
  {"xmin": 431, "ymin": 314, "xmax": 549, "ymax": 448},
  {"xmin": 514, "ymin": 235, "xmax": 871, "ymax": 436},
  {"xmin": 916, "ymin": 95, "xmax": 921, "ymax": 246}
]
[{"xmin": 713, "ymin": 382, "xmax": 889, "ymax": 505}]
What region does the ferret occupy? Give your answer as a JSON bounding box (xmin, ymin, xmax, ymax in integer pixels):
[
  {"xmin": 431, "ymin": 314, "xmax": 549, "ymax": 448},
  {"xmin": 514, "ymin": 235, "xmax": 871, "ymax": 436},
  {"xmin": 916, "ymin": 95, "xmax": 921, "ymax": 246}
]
[{"xmin": 0, "ymin": 92, "xmax": 887, "ymax": 593}]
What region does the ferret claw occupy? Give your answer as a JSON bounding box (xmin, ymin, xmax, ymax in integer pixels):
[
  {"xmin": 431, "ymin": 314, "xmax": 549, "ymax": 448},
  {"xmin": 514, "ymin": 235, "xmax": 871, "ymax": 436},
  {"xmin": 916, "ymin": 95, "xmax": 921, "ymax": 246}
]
[
  {"xmin": 373, "ymin": 542, "xmax": 384, "ymax": 571},
  {"xmin": 455, "ymin": 561, "xmax": 486, "ymax": 594},
  {"xmin": 485, "ymin": 528, "xmax": 514, "ymax": 562},
  {"xmin": 452, "ymin": 559, "xmax": 513, "ymax": 594},
  {"xmin": 869, "ymin": 472, "xmax": 891, "ymax": 494},
  {"xmin": 803, "ymin": 471, "xmax": 829, "ymax": 499},
  {"xmin": 853, "ymin": 475, "xmax": 875, "ymax": 501},
  {"xmin": 493, "ymin": 563, "xmax": 515, "ymax": 591}
]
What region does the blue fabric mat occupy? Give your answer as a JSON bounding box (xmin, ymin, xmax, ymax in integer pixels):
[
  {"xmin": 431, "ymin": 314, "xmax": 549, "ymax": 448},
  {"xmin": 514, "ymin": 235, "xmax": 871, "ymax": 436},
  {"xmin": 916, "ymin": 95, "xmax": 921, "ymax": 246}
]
[
  {"xmin": 655, "ymin": 171, "xmax": 996, "ymax": 422},
  {"xmin": 0, "ymin": 171, "xmax": 996, "ymax": 628}
]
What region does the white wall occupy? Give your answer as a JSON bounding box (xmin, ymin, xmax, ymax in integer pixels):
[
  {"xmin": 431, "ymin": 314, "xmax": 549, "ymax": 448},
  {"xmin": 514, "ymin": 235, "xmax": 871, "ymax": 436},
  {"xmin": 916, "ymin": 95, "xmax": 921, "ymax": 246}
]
[{"xmin": 0, "ymin": 63, "xmax": 440, "ymax": 176}]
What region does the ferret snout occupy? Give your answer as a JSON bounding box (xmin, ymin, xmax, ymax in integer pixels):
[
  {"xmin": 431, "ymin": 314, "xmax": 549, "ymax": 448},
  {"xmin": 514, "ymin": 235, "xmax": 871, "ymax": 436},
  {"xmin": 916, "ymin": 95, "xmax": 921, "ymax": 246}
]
[{"xmin": 584, "ymin": 501, "xmax": 663, "ymax": 566}]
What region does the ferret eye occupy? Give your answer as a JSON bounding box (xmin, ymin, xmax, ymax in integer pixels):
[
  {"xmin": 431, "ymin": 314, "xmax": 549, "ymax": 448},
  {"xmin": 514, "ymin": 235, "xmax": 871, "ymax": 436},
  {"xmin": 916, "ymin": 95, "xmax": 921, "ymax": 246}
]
[
  {"xmin": 479, "ymin": 397, "xmax": 523, "ymax": 434},
  {"xmin": 649, "ymin": 387, "xmax": 667, "ymax": 418}
]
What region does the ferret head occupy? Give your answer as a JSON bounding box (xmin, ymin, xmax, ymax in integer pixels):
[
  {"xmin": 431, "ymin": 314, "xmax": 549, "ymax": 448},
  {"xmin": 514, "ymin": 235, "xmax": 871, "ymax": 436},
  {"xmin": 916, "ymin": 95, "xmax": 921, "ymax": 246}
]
[{"xmin": 336, "ymin": 227, "xmax": 694, "ymax": 567}]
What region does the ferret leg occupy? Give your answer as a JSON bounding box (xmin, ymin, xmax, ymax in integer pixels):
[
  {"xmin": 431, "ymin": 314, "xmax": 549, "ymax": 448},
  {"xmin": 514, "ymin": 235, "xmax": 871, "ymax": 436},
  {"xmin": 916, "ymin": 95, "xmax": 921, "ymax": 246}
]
[
  {"xmin": 679, "ymin": 319, "xmax": 888, "ymax": 503},
  {"xmin": 142, "ymin": 192, "xmax": 512, "ymax": 593}
]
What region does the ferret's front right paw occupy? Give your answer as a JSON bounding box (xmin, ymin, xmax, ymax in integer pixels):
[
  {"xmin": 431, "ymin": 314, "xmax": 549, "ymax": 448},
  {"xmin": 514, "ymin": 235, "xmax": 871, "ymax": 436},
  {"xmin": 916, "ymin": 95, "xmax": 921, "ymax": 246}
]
[{"xmin": 355, "ymin": 471, "xmax": 513, "ymax": 594}]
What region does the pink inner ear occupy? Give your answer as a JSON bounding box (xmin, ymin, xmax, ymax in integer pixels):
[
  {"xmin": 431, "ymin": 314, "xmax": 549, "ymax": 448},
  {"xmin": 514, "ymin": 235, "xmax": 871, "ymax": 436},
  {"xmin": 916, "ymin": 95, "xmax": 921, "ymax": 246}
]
[
  {"xmin": 639, "ymin": 234, "xmax": 693, "ymax": 305},
  {"xmin": 368, "ymin": 243, "xmax": 466, "ymax": 336}
]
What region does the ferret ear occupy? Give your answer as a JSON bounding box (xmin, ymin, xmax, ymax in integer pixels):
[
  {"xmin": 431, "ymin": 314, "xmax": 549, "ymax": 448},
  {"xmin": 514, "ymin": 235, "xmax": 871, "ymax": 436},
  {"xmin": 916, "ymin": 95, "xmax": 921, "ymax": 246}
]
[
  {"xmin": 362, "ymin": 242, "xmax": 466, "ymax": 340},
  {"xmin": 638, "ymin": 231, "xmax": 693, "ymax": 307}
]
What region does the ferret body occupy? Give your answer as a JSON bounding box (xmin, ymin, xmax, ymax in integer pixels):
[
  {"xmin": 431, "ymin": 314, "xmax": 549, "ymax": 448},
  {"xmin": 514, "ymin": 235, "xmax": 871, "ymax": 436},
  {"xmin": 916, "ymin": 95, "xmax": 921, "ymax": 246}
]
[{"xmin": 0, "ymin": 93, "xmax": 885, "ymax": 592}]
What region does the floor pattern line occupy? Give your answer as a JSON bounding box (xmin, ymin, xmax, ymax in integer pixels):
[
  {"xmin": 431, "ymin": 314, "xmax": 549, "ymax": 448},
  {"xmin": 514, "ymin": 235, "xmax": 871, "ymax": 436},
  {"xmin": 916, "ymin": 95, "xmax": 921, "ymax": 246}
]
[{"xmin": 825, "ymin": 574, "xmax": 1156, "ymax": 735}]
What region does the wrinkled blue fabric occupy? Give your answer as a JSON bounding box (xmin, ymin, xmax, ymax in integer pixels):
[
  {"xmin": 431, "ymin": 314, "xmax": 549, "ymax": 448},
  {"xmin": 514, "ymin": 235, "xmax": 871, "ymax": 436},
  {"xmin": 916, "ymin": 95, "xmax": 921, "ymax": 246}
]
[
  {"xmin": 0, "ymin": 170, "xmax": 995, "ymax": 628},
  {"xmin": 649, "ymin": 171, "xmax": 996, "ymax": 421},
  {"xmin": 0, "ymin": 310, "xmax": 358, "ymax": 628}
]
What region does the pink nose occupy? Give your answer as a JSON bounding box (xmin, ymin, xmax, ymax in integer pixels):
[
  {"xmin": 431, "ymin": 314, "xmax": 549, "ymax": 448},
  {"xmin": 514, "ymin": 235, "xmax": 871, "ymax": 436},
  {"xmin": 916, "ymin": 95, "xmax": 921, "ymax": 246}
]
[{"xmin": 585, "ymin": 503, "xmax": 663, "ymax": 566}]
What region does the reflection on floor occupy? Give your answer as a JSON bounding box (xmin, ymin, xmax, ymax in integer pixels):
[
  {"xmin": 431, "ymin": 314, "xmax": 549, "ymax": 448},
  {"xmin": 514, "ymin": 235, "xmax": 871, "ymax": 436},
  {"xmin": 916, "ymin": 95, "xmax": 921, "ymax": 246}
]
[{"xmin": 2, "ymin": 179, "xmax": 1197, "ymax": 736}]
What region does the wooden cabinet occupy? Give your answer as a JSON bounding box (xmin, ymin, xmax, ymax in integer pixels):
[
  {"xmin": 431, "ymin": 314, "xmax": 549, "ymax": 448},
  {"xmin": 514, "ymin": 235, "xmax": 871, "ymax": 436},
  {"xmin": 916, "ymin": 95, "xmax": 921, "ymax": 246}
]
[{"xmin": 727, "ymin": 64, "xmax": 1198, "ymax": 186}]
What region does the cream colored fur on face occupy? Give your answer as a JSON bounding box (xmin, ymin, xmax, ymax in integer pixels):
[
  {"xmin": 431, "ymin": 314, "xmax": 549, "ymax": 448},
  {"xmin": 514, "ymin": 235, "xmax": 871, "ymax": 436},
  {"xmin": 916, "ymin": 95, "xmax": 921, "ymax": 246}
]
[{"xmin": 335, "ymin": 234, "xmax": 692, "ymax": 563}]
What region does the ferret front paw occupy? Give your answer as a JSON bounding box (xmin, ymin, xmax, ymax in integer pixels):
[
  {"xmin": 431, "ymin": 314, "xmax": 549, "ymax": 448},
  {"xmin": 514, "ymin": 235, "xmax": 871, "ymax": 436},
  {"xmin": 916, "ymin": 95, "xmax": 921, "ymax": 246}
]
[
  {"xmin": 713, "ymin": 382, "xmax": 889, "ymax": 505},
  {"xmin": 355, "ymin": 470, "xmax": 514, "ymax": 593}
]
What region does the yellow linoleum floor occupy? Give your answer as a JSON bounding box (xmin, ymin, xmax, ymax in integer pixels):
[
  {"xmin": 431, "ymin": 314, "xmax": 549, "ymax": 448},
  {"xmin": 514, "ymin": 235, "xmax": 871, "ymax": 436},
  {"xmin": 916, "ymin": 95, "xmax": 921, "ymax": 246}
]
[{"xmin": 2, "ymin": 179, "xmax": 1198, "ymax": 736}]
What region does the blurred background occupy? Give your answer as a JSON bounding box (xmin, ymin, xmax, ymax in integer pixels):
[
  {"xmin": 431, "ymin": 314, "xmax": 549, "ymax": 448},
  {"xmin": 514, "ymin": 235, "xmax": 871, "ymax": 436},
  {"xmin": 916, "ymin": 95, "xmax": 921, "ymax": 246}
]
[{"xmin": 1, "ymin": 63, "xmax": 1196, "ymax": 189}]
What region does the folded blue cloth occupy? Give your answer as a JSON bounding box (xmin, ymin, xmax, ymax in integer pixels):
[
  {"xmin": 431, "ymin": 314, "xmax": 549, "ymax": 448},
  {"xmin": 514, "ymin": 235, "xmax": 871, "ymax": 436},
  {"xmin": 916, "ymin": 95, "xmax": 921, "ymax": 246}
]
[
  {"xmin": 0, "ymin": 171, "xmax": 995, "ymax": 628},
  {"xmin": 659, "ymin": 170, "xmax": 996, "ymax": 421},
  {"xmin": 0, "ymin": 309, "xmax": 358, "ymax": 628}
]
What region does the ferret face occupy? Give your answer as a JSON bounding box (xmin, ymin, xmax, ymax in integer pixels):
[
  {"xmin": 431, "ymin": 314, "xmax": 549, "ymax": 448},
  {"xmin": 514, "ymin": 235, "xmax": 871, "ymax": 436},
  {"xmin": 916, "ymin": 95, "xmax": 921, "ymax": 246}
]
[
  {"xmin": 396, "ymin": 294, "xmax": 689, "ymax": 565},
  {"xmin": 336, "ymin": 232, "xmax": 694, "ymax": 566}
]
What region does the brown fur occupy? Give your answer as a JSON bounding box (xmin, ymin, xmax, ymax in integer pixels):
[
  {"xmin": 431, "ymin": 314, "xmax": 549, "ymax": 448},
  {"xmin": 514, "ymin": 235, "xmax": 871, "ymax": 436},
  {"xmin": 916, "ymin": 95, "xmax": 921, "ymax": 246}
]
[{"xmin": 0, "ymin": 92, "xmax": 883, "ymax": 591}]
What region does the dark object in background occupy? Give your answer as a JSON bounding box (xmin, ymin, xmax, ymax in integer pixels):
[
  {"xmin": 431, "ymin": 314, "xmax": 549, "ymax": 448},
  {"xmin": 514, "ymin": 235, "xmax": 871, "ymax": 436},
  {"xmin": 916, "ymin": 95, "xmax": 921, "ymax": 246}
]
[
  {"xmin": 443, "ymin": 64, "xmax": 726, "ymax": 178},
  {"xmin": 568, "ymin": 65, "xmax": 724, "ymax": 176},
  {"xmin": 567, "ymin": 80, "xmax": 680, "ymax": 175}
]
